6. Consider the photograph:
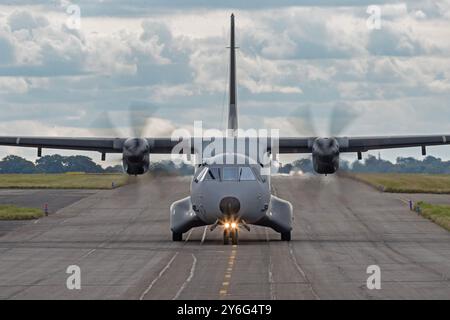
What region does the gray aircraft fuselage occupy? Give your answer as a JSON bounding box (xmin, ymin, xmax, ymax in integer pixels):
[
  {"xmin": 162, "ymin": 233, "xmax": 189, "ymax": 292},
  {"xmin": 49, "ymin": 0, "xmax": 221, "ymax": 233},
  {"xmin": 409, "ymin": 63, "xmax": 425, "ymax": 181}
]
[{"xmin": 190, "ymin": 155, "xmax": 271, "ymax": 225}]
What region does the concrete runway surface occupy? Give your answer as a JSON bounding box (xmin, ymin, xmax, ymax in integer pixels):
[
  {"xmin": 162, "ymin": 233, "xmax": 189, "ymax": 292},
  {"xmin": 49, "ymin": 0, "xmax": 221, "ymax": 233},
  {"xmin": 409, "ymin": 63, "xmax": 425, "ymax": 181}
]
[{"xmin": 0, "ymin": 175, "xmax": 449, "ymax": 300}]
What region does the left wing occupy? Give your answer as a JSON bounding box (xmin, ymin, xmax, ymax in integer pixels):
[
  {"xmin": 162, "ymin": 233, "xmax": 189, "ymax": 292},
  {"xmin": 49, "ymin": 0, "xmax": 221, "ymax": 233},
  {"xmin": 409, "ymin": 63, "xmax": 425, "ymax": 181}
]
[{"xmin": 277, "ymin": 135, "xmax": 450, "ymax": 154}]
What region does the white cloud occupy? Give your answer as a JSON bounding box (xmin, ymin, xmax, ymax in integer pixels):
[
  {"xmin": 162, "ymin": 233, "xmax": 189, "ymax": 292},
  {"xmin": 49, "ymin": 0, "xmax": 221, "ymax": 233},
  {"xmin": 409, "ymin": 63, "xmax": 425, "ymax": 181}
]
[
  {"xmin": 0, "ymin": 2, "xmax": 450, "ymax": 163},
  {"xmin": 7, "ymin": 10, "xmax": 49, "ymax": 31},
  {"xmin": 0, "ymin": 77, "xmax": 28, "ymax": 93}
]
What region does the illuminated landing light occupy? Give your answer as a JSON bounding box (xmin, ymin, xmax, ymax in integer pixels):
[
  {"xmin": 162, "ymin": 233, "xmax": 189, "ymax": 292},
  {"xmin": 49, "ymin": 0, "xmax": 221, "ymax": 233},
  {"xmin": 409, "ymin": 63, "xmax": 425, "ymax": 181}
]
[
  {"xmin": 231, "ymin": 222, "xmax": 237, "ymax": 229},
  {"xmin": 224, "ymin": 222, "xmax": 230, "ymax": 229}
]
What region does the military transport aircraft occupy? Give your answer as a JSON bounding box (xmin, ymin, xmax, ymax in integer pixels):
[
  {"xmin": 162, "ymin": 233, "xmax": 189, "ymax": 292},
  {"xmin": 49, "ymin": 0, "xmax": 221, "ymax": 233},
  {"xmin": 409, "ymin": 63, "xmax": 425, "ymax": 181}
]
[{"xmin": 0, "ymin": 14, "xmax": 449, "ymax": 245}]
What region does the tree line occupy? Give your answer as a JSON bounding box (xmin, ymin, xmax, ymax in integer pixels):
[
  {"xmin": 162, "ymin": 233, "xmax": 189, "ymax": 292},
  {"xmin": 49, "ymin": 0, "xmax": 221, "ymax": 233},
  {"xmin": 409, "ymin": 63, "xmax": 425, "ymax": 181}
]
[
  {"xmin": 278, "ymin": 155, "xmax": 450, "ymax": 174},
  {"xmin": 0, "ymin": 154, "xmax": 449, "ymax": 175},
  {"xmin": 0, "ymin": 154, "xmax": 194, "ymax": 175}
]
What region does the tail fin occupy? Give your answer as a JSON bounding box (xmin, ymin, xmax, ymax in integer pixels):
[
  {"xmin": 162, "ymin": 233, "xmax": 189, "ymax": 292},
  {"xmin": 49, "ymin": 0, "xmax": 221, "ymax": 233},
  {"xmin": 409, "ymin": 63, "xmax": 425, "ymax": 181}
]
[{"xmin": 228, "ymin": 13, "xmax": 238, "ymax": 134}]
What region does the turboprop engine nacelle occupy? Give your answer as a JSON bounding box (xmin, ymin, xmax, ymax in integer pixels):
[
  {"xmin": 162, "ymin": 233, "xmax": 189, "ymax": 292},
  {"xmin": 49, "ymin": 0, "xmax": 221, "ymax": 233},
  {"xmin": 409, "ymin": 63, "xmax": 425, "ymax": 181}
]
[
  {"xmin": 122, "ymin": 138, "xmax": 150, "ymax": 175},
  {"xmin": 311, "ymin": 137, "xmax": 340, "ymax": 174}
]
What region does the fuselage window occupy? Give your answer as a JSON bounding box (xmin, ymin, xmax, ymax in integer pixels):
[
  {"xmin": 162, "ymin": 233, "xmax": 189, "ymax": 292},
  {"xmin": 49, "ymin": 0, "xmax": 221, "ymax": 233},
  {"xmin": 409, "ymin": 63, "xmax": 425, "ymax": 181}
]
[
  {"xmin": 239, "ymin": 167, "xmax": 256, "ymax": 181},
  {"xmin": 222, "ymin": 167, "xmax": 239, "ymax": 181}
]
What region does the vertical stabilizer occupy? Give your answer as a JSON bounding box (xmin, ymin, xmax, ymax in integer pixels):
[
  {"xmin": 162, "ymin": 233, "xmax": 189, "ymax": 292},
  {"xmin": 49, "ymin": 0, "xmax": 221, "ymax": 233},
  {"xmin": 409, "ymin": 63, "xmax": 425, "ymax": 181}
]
[{"xmin": 228, "ymin": 13, "xmax": 238, "ymax": 133}]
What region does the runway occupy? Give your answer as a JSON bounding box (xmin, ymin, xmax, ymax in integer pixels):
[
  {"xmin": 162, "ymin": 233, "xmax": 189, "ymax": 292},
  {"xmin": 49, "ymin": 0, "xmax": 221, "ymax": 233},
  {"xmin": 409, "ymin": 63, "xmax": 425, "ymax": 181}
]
[{"xmin": 0, "ymin": 175, "xmax": 449, "ymax": 299}]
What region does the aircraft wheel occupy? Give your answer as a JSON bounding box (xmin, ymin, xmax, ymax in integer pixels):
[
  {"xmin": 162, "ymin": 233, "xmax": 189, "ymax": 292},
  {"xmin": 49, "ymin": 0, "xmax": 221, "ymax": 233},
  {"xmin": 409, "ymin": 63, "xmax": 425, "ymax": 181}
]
[
  {"xmin": 172, "ymin": 232, "xmax": 183, "ymax": 242},
  {"xmin": 231, "ymin": 229, "xmax": 239, "ymax": 245},
  {"xmin": 223, "ymin": 229, "xmax": 229, "ymax": 245},
  {"xmin": 281, "ymin": 231, "xmax": 291, "ymax": 241}
]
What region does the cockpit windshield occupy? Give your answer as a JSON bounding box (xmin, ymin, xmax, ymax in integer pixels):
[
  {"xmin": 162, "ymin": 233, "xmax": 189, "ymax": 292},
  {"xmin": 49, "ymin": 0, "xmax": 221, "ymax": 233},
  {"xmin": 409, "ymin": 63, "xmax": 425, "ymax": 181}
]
[
  {"xmin": 222, "ymin": 167, "xmax": 239, "ymax": 181},
  {"xmin": 196, "ymin": 166, "xmax": 257, "ymax": 182},
  {"xmin": 239, "ymin": 167, "xmax": 256, "ymax": 181}
]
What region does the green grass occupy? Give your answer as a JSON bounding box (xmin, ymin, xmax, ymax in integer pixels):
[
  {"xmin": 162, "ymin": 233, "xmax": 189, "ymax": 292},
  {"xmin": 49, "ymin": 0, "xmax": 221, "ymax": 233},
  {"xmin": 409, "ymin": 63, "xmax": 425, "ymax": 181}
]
[
  {"xmin": 414, "ymin": 201, "xmax": 450, "ymax": 231},
  {"xmin": 0, "ymin": 173, "xmax": 128, "ymax": 189},
  {"xmin": 349, "ymin": 173, "xmax": 450, "ymax": 194},
  {"xmin": 0, "ymin": 204, "xmax": 44, "ymax": 220}
]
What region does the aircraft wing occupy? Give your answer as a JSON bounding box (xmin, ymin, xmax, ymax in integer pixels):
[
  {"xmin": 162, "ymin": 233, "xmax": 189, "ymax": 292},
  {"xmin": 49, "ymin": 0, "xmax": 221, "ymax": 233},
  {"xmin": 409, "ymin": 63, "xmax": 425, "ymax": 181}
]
[
  {"xmin": 0, "ymin": 135, "xmax": 449, "ymax": 157},
  {"xmin": 278, "ymin": 135, "xmax": 450, "ymax": 154},
  {"xmin": 0, "ymin": 136, "xmax": 181, "ymax": 155}
]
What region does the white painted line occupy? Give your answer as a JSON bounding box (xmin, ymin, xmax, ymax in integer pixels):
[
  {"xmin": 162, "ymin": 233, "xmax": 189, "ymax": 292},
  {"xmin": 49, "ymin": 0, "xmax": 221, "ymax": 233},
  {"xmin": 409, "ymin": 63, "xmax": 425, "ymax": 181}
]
[
  {"xmin": 288, "ymin": 243, "xmax": 320, "ymax": 300},
  {"xmin": 84, "ymin": 248, "xmax": 96, "ymax": 258},
  {"xmin": 139, "ymin": 252, "xmax": 179, "ymax": 300},
  {"xmin": 173, "ymin": 253, "xmax": 197, "ymax": 300},
  {"xmin": 265, "ymin": 229, "xmax": 276, "ymax": 300},
  {"xmin": 396, "ymin": 197, "xmax": 409, "ymax": 205},
  {"xmin": 200, "ymin": 226, "xmax": 207, "ymax": 245},
  {"xmin": 185, "ymin": 229, "xmax": 193, "ymax": 242}
]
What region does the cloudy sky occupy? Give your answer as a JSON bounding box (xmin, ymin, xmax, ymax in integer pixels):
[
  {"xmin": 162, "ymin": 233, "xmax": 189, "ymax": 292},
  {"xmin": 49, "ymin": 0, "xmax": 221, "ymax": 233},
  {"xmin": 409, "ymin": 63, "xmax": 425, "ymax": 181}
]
[{"xmin": 0, "ymin": 0, "xmax": 449, "ymax": 165}]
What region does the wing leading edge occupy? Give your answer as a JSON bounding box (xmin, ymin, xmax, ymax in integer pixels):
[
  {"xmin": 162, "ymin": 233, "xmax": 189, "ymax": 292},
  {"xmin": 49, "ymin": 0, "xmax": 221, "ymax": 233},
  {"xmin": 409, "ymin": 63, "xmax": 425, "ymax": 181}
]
[
  {"xmin": 0, "ymin": 134, "xmax": 448, "ymax": 156},
  {"xmin": 0, "ymin": 137, "xmax": 181, "ymax": 155},
  {"xmin": 277, "ymin": 135, "xmax": 450, "ymax": 154}
]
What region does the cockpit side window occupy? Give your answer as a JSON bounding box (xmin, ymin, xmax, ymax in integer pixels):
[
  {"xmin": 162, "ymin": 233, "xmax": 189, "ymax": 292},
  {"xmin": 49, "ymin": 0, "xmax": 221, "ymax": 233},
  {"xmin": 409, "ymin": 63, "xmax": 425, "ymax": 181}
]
[
  {"xmin": 239, "ymin": 167, "xmax": 256, "ymax": 181},
  {"xmin": 205, "ymin": 167, "xmax": 220, "ymax": 180},
  {"xmin": 195, "ymin": 167, "xmax": 208, "ymax": 182}
]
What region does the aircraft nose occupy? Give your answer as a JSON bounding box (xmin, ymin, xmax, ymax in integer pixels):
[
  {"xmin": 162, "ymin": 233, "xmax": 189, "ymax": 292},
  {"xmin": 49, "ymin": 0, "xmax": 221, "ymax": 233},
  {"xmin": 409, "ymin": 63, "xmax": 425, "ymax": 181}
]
[{"xmin": 219, "ymin": 197, "xmax": 241, "ymax": 215}]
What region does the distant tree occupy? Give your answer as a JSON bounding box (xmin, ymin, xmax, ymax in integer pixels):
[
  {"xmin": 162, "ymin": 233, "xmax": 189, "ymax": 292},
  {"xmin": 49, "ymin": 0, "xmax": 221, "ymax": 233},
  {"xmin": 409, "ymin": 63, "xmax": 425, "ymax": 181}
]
[
  {"xmin": 64, "ymin": 155, "xmax": 103, "ymax": 173},
  {"xmin": 35, "ymin": 155, "xmax": 67, "ymax": 173},
  {"xmin": 177, "ymin": 162, "xmax": 194, "ymax": 176},
  {"xmin": 104, "ymin": 165, "xmax": 123, "ymax": 173},
  {"xmin": 0, "ymin": 155, "xmax": 36, "ymax": 173},
  {"xmin": 291, "ymin": 158, "xmax": 314, "ymax": 173},
  {"xmin": 339, "ymin": 159, "xmax": 350, "ymax": 171},
  {"xmin": 278, "ymin": 163, "xmax": 293, "ymax": 174},
  {"xmin": 352, "ymin": 154, "xmax": 395, "ymax": 173}
]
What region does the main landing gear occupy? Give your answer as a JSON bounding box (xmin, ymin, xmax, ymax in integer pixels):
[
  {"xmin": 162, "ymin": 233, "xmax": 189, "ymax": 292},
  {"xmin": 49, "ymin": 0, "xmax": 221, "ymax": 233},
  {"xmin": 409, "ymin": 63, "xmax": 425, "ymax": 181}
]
[
  {"xmin": 172, "ymin": 232, "xmax": 183, "ymax": 241},
  {"xmin": 281, "ymin": 231, "xmax": 291, "ymax": 241}
]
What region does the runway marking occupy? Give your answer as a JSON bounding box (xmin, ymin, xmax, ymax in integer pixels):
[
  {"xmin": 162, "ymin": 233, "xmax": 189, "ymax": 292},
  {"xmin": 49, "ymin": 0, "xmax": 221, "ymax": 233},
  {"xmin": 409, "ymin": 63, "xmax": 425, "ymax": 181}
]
[
  {"xmin": 396, "ymin": 197, "xmax": 410, "ymax": 205},
  {"xmin": 288, "ymin": 242, "xmax": 320, "ymax": 300},
  {"xmin": 265, "ymin": 229, "xmax": 276, "ymax": 300},
  {"xmin": 139, "ymin": 252, "xmax": 179, "ymax": 300},
  {"xmin": 173, "ymin": 254, "xmax": 197, "ymax": 300},
  {"xmin": 82, "ymin": 248, "xmax": 96, "ymax": 258},
  {"xmin": 185, "ymin": 229, "xmax": 193, "ymax": 242},
  {"xmin": 139, "ymin": 229, "xmax": 193, "ymax": 300},
  {"xmin": 200, "ymin": 226, "xmax": 207, "ymax": 244},
  {"xmin": 219, "ymin": 245, "xmax": 238, "ymax": 298}
]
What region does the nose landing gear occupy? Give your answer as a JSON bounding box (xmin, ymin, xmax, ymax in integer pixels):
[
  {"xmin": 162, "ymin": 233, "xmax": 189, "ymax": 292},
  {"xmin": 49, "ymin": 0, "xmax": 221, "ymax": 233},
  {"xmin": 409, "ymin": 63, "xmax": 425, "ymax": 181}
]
[{"xmin": 223, "ymin": 222, "xmax": 239, "ymax": 245}]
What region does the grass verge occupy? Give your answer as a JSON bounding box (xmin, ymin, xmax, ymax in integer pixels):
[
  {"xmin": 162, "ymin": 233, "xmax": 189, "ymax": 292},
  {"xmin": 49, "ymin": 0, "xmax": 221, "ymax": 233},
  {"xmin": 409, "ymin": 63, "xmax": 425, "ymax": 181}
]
[
  {"xmin": 348, "ymin": 173, "xmax": 450, "ymax": 194},
  {"xmin": 0, "ymin": 173, "xmax": 128, "ymax": 189},
  {"xmin": 0, "ymin": 204, "xmax": 44, "ymax": 220},
  {"xmin": 414, "ymin": 201, "xmax": 450, "ymax": 231}
]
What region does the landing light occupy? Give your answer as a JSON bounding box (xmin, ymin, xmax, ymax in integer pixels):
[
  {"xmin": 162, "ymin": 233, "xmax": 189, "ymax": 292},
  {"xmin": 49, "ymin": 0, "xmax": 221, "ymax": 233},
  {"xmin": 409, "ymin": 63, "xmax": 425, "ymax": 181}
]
[
  {"xmin": 231, "ymin": 222, "xmax": 237, "ymax": 229},
  {"xmin": 224, "ymin": 223, "xmax": 230, "ymax": 229}
]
